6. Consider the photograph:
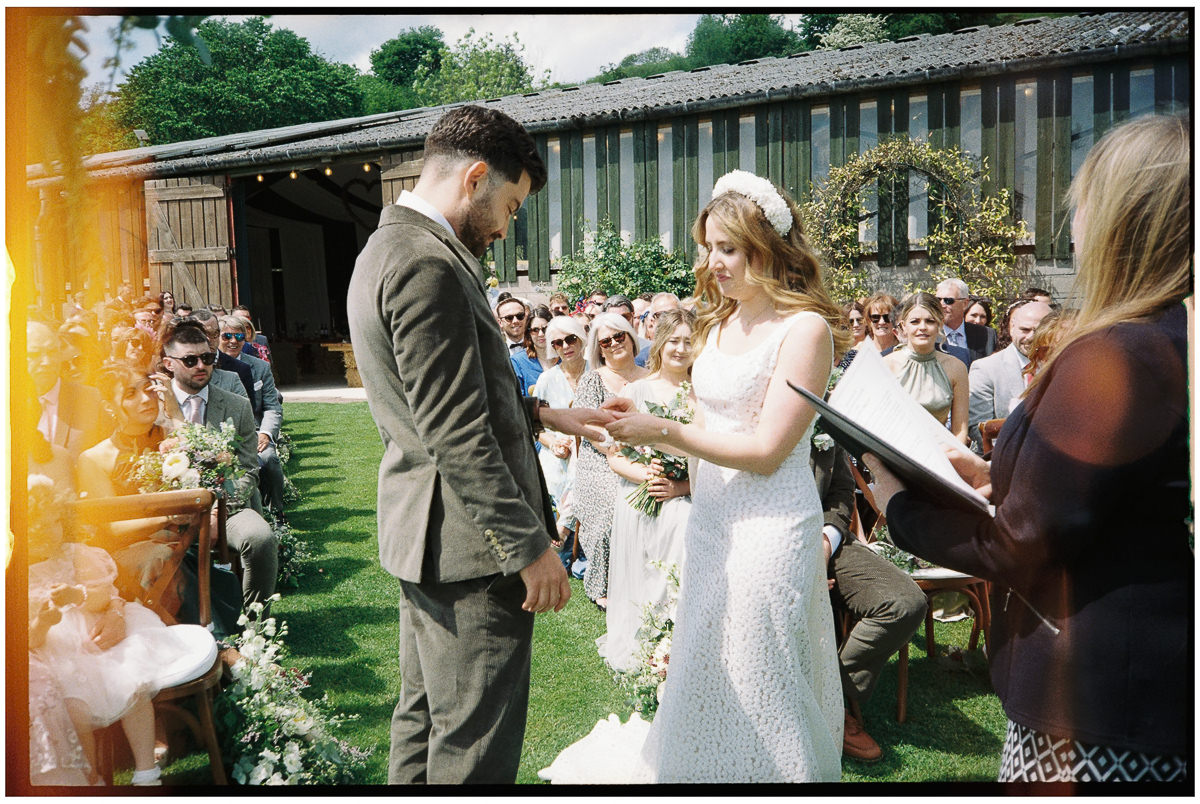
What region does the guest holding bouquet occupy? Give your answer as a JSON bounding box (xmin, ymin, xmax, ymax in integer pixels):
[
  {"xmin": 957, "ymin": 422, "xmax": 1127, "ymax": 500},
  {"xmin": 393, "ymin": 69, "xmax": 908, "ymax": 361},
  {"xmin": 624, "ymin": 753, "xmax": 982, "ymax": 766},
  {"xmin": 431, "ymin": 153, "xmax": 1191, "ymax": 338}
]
[
  {"xmin": 865, "ymin": 114, "xmax": 1191, "ymax": 783},
  {"xmin": 600, "ymin": 309, "xmax": 697, "ymax": 672}
]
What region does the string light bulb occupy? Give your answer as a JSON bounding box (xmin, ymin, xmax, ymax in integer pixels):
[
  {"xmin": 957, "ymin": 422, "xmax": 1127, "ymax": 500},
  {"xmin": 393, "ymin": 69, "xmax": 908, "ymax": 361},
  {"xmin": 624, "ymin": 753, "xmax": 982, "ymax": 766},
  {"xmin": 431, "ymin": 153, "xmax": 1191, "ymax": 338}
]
[
  {"xmin": 324, "ymin": 166, "xmax": 333, "ymax": 176},
  {"xmin": 289, "ymin": 170, "xmax": 298, "ymax": 179},
  {"xmin": 362, "ymin": 163, "xmax": 372, "ymax": 172},
  {"xmin": 256, "ymin": 174, "xmax": 264, "ymax": 182}
]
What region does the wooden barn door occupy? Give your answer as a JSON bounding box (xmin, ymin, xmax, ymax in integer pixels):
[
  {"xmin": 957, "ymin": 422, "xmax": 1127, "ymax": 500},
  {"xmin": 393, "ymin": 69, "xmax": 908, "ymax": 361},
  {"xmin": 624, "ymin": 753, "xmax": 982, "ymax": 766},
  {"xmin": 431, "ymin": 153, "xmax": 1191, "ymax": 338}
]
[{"xmin": 145, "ymin": 176, "xmax": 235, "ymax": 309}]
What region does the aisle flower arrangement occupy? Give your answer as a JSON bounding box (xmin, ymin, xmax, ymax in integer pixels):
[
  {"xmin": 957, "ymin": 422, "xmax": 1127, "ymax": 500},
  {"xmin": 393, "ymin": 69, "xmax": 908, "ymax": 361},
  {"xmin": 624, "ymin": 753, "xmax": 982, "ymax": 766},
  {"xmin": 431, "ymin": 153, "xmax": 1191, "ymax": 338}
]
[
  {"xmin": 615, "ymin": 561, "xmax": 680, "ymax": 717},
  {"xmin": 618, "ymin": 383, "xmax": 693, "ymax": 518},
  {"xmin": 216, "ymin": 597, "xmax": 372, "ymax": 785}
]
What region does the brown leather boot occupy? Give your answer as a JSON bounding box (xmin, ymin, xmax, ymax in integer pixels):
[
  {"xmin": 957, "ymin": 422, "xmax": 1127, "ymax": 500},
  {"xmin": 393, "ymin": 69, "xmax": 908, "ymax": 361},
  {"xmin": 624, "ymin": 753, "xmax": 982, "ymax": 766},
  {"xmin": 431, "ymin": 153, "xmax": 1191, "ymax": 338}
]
[{"xmin": 843, "ymin": 710, "xmax": 883, "ymax": 762}]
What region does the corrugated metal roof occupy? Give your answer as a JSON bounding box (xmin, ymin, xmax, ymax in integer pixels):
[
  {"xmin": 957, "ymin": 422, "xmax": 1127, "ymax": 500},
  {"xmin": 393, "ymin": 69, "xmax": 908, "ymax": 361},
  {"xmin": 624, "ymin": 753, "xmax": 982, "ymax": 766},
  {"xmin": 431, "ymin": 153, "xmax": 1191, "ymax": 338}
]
[{"xmin": 68, "ymin": 11, "xmax": 1189, "ymax": 182}]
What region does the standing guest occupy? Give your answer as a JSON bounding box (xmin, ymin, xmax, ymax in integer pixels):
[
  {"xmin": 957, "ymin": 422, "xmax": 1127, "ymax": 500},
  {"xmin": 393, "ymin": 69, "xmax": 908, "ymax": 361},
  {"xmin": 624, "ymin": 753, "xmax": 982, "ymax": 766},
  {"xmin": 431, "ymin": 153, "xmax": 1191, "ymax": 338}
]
[
  {"xmin": 218, "ymin": 316, "xmax": 286, "ymax": 518},
  {"xmin": 600, "ymin": 308, "xmax": 695, "ymax": 672},
  {"xmin": 496, "ymin": 296, "xmax": 530, "ymax": 356},
  {"xmin": 859, "ymin": 292, "xmax": 900, "ymax": 355},
  {"xmin": 1020, "ymin": 286, "xmax": 1055, "ymax": 306},
  {"xmin": 967, "ymin": 299, "xmax": 1052, "ymax": 453},
  {"xmin": 532, "ymin": 316, "xmax": 589, "ymax": 512},
  {"xmin": 548, "ymin": 292, "xmax": 572, "ymax": 318},
  {"xmin": 586, "ymin": 287, "xmax": 609, "ymax": 316},
  {"xmin": 573, "ymin": 312, "xmax": 649, "ymax": 610},
  {"xmin": 510, "ymin": 305, "xmax": 556, "ymax": 397},
  {"xmin": 346, "ymin": 104, "xmax": 611, "ymax": 784},
  {"xmin": 935, "ymin": 278, "xmax": 997, "ymax": 367},
  {"xmin": 632, "ymin": 293, "xmax": 653, "ymax": 335},
  {"xmin": 844, "ymin": 300, "xmax": 867, "ymax": 348},
  {"xmin": 884, "ymin": 292, "xmax": 970, "ymax": 444},
  {"xmin": 866, "ymin": 113, "xmax": 1191, "ymax": 784},
  {"xmin": 158, "ymin": 290, "xmax": 176, "ymax": 316},
  {"xmin": 573, "ymin": 310, "xmax": 593, "ymax": 332},
  {"xmin": 160, "ymin": 323, "xmax": 277, "ymax": 610},
  {"xmin": 635, "ymin": 292, "xmax": 681, "ymax": 366},
  {"xmin": 965, "ymin": 296, "xmax": 993, "ymax": 329},
  {"xmin": 603, "ymin": 294, "xmax": 636, "ymax": 325}
]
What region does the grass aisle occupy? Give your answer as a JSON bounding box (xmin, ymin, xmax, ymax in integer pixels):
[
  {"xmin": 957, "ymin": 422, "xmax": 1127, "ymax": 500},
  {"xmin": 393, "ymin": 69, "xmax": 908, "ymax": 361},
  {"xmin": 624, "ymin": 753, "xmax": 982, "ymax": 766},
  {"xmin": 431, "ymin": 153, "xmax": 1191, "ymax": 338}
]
[{"xmin": 271, "ymin": 401, "xmax": 1004, "ymax": 785}]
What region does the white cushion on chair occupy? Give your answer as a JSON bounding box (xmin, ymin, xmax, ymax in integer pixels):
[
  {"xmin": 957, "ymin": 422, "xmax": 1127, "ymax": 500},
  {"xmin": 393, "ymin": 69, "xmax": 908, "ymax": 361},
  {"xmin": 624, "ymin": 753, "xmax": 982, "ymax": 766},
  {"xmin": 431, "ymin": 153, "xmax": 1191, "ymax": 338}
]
[
  {"xmin": 155, "ymin": 624, "xmax": 219, "ymax": 687},
  {"xmin": 909, "ymin": 567, "xmax": 973, "ymax": 581}
]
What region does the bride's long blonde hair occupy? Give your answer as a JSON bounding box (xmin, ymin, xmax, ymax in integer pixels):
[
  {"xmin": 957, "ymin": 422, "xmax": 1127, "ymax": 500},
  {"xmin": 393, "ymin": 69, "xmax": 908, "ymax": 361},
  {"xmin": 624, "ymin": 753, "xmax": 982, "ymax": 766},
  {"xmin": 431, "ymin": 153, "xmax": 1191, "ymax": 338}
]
[{"xmin": 690, "ymin": 186, "xmax": 849, "ymax": 359}]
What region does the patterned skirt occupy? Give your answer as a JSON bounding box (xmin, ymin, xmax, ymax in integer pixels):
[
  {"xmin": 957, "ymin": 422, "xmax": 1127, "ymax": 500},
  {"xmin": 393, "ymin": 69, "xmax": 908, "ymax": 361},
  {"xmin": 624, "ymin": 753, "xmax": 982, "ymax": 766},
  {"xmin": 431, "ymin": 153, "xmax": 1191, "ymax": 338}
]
[{"xmin": 998, "ymin": 720, "xmax": 1188, "ymax": 783}]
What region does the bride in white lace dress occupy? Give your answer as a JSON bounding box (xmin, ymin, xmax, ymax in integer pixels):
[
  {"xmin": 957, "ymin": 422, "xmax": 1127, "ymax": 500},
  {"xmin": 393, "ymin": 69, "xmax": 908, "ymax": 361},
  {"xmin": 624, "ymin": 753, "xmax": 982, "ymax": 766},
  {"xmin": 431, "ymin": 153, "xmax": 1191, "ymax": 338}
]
[{"xmin": 540, "ymin": 170, "xmax": 850, "ymax": 783}]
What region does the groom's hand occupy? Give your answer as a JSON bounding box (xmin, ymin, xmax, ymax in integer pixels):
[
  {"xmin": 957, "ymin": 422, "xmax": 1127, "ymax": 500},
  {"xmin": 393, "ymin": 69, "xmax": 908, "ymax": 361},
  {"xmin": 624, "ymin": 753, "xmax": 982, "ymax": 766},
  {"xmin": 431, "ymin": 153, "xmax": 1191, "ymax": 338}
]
[
  {"xmin": 541, "ymin": 406, "xmax": 615, "ymax": 443},
  {"xmin": 518, "ymin": 547, "xmax": 572, "ymax": 613}
]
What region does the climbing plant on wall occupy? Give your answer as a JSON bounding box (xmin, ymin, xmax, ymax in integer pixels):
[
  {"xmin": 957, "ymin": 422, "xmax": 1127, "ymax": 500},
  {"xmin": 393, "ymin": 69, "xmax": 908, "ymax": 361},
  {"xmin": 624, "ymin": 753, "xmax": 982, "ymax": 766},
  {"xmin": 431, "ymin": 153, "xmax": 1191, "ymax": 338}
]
[{"xmin": 802, "ymin": 137, "xmax": 1029, "ymax": 304}]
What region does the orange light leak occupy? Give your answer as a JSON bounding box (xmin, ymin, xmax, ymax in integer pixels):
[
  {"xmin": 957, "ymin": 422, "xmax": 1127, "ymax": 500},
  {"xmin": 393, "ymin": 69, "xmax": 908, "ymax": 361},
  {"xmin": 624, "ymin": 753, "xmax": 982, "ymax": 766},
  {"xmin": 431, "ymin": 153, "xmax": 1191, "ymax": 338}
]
[{"xmin": 7, "ymin": 11, "xmax": 158, "ymax": 793}]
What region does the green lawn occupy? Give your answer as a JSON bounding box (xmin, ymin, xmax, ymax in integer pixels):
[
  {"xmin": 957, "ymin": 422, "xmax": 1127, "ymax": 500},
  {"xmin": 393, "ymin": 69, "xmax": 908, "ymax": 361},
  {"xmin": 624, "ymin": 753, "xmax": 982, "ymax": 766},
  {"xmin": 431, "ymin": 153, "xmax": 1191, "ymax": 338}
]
[{"xmin": 165, "ymin": 400, "xmax": 1004, "ymax": 785}]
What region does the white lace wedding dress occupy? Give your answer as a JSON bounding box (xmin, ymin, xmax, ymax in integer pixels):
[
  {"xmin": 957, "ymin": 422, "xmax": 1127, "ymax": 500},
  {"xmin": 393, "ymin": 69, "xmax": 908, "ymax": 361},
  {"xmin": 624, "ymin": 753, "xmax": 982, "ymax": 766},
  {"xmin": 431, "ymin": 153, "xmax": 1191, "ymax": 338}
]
[{"xmin": 540, "ymin": 311, "xmax": 843, "ymax": 783}]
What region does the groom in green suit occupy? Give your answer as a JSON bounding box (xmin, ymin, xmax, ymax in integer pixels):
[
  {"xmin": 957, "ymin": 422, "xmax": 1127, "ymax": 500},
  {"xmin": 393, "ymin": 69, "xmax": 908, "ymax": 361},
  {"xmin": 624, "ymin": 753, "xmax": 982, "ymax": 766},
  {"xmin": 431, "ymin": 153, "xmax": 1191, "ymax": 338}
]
[{"xmin": 347, "ymin": 105, "xmax": 611, "ymax": 784}]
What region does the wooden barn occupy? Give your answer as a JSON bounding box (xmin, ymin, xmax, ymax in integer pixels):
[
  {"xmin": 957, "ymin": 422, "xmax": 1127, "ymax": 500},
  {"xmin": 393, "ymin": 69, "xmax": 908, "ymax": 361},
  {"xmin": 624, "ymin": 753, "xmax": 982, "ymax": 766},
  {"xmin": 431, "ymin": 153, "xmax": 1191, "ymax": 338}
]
[{"xmin": 27, "ymin": 10, "xmax": 1190, "ymax": 342}]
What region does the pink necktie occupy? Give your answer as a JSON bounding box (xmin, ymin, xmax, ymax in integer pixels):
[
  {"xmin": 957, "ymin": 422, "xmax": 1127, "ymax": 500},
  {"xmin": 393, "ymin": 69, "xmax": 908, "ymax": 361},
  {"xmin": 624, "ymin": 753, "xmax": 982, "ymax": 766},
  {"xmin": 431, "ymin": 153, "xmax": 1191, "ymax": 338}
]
[{"xmin": 184, "ymin": 395, "xmax": 204, "ymax": 424}]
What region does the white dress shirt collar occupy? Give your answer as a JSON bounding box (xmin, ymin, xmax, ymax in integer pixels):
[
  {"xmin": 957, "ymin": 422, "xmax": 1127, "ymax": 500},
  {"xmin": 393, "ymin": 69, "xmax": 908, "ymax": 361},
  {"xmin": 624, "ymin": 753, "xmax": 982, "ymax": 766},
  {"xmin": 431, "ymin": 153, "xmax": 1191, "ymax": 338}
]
[
  {"xmin": 397, "ymin": 190, "xmax": 458, "ymax": 242},
  {"xmin": 172, "ymin": 382, "xmax": 210, "ymax": 408},
  {"xmin": 944, "ymin": 321, "xmax": 967, "ymax": 347}
]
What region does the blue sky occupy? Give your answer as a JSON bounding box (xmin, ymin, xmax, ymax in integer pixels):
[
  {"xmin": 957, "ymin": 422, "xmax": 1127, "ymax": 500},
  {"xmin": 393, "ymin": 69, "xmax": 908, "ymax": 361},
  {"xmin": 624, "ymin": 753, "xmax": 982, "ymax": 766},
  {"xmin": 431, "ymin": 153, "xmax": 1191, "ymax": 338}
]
[{"xmin": 77, "ymin": 12, "xmax": 809, "ymax": 89}]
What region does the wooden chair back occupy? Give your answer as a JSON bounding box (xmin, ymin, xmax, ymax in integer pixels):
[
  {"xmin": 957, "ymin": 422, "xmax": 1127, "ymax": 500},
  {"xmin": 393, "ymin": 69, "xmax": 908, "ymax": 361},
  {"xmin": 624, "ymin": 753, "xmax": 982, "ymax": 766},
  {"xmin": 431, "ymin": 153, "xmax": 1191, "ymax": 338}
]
[{"xmin": 978, "ymin": 418, "xmax": 1006, "ymax": 455}]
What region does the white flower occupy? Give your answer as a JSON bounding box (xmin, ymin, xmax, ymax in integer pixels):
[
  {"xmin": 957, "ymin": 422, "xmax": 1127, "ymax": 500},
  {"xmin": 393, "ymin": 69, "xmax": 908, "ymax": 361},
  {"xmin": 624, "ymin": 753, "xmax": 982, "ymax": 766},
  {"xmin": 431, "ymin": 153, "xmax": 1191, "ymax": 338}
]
[
  {"xmin": 248, "ymin": 762, "xmax": 272, "ymax": 785},
  {"xmin": 179, "ymin": 467, "xmax": 202, "ymax": 488},
  {"xmin": 711, "ymin": 169, "xmax": 793, "ymax": 236},
  {"xmin": 285, "ymin": 710, "xmax": 315, "ymax": 737},
  {"xmin": 283, "ymin": 741, "xmax": 303, "ymax": 774},
  {"xmin": 161, "ymin": 451, "xmax": 190, "ymax": 481},
  {"xmin": 813, "ymin": 433, "xmax": 834, "ymax": 452},
  {"xmin": 27, "ymin": 473, "xmax": 54, "ymax": 491}
]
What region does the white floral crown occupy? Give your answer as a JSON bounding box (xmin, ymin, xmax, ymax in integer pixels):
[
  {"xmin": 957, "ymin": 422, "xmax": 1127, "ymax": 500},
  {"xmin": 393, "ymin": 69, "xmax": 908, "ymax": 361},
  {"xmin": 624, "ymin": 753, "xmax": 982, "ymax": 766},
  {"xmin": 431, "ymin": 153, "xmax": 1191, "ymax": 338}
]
[{"xmin": 711, "ymin": 170, "xmax": 793, "ymax": 237}]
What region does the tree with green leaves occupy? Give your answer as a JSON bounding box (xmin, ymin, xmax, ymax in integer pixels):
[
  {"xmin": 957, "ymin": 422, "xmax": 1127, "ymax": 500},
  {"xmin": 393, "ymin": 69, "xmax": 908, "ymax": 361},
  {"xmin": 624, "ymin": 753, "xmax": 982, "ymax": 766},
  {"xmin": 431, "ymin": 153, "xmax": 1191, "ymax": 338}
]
[
  {"xmin": 370, "ymin": 26, "xmax": 443, "ymax": 88},
  {"xmin": 818, "ymin": 14, "xmax": 890, "ymax": 50},
  {"xmin": 411, "ymin": 28, "xmax": 548, "ymax": 106},
  {"xmin": 592, "ymin": 46, "xmax": 691, "ymax": 83},
  {"xmin": 554, "ymin": 220, "xmax": 695, "ymax": 301},
  {"xmin": 685, "ymin": 14, "xmax": 801, "ymax": 66},
  {"xmin": 113, "ymin": 16, "xmax": 362, "ymax": 145}
]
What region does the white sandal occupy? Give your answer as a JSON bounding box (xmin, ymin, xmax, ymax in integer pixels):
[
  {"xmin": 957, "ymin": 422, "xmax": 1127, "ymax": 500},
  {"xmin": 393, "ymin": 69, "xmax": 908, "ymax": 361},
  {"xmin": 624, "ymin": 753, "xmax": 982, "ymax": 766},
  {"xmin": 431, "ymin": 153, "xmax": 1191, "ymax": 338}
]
[{"xmin": 131, "ymin": 766, "xmax": 162, "ymax": 786}]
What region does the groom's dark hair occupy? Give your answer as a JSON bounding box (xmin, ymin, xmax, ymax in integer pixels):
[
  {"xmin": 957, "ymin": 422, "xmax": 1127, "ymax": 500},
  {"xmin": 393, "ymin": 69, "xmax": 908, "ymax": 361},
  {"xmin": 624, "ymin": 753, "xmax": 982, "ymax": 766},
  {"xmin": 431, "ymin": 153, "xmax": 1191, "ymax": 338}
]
[{"xmin": 424, "ymin": 105, "xmax": 547, "ymax": 193}]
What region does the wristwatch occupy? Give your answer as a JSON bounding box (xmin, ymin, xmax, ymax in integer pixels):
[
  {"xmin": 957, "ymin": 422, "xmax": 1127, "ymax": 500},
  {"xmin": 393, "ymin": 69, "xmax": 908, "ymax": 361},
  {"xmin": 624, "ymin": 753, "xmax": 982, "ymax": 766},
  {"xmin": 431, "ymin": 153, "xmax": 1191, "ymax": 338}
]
[{"xmin": 532, "ymin": 398, "xmax": 550, "ymax": 433}]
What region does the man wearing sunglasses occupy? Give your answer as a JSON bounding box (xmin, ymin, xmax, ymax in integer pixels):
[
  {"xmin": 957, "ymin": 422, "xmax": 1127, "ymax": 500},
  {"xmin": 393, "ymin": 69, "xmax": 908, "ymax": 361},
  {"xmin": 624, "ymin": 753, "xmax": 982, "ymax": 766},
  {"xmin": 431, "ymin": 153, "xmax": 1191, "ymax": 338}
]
[
  {"xmin": 348, "ymin": 105, "xmax": 615, "ymax": 784},
  {"xmin": 496, "ymin": 297, "xmax": 529, "ymax": 353},
  {"xmin": 935, "ymin": 278, "xmax": 997, "ymax": 368},
  {"xmin": 162, "ymin": 323, "xmax": 277, "ymax": 610},
  {"xmin": 186, "ymin": 308, "xmax": 260, "ymax": 419}
]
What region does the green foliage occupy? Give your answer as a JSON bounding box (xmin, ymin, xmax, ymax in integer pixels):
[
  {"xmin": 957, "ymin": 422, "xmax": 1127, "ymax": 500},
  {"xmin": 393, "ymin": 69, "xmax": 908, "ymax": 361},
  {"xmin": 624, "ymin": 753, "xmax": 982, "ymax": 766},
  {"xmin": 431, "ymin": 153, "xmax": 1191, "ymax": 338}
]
[
  {"xmin": 796, "ymin": 13, "xmax": 842, "ymax": 51},
  {"xmin": 78, "ymin": 83, "xmax": 139, "ymax": 154},
  {"xmin": 369, "ymin": 26, "xmax": 443, "ymax": 87},
  {"xmin": 592, "ymin": 46, "xmax": 691, "ymax": 83},
  {"xmin": 802, "ymin": 137, "xmax": 1029, "ymax": 304},
  {"xmin": 411, "ymin": 28, "xmax": 548, "ymax": 106},
  {"xmin": 554, "ymin": 220, "xmax": 695, "ymax": 302},
  {"xmin": 355, "ymin": 73, "xmax": 415, "ymax": 115},
  {"xmin": 818, "ymin": 14, "xmax": 890, "ymax": 49},
  {"xmin": 114, "ymin": 16, "xmax": 363, "ymax": 144},
  {"xmin": 686, "ymin": 14, "xmax": 801, "ymax": 66}
]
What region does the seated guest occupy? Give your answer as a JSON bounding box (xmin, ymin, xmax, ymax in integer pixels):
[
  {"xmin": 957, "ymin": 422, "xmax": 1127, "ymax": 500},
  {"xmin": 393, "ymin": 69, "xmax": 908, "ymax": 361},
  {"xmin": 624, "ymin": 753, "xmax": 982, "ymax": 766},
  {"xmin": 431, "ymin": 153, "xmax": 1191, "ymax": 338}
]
[
  {"xmin": 885, "ymin": 292, "xmax": 970, "ymax": 444},
  {"xmin": 867, "ymin": 113, "xmax": 1190, "ymax": 783},
  {"xmin": 160, "ymin": 323, "xmax": 277, "ymax": 609},
  {"xmin": 28, "ymin": 320, "xmax": 110, "ymax": 462},
  {"xmin": 967, "ymin": 299, "xmax": 1052, "ymax": 453},
  {"xmin": 816, "ymin": 443, "xmax": 925, "ymax": 762},
  {"xmin": 218, "ymin": 316, "xmax": 286, "ymax": 518},
  {"xmin": 510, "ymin": 306, "xmax": 556, "ymax": 397},
  {"xmin": 156, "ymin": 315, "xmax": 251, "ymax": 406},
  {"xmin": 174, "ymin": 303, "xmax": 193, "ymax": 316},
  {"xmin": 232, "ymin": 305, "xmax": 271, "ymax": 362},
  {"xmin": 182, "ymin": 309, "xmax": 259, "ymax": 418},
  {"xmin": 1022, "ymin": 309, "xmax": 1075, "ymax": 381}
]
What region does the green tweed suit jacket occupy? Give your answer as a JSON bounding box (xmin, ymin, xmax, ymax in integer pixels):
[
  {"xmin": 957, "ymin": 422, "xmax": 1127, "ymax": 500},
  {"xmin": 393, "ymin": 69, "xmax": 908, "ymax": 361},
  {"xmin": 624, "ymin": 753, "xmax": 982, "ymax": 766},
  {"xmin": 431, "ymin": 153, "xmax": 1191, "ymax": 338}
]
[{"xmin": 347, "ymin": 204, "xmax": 556, "ymax": 584}]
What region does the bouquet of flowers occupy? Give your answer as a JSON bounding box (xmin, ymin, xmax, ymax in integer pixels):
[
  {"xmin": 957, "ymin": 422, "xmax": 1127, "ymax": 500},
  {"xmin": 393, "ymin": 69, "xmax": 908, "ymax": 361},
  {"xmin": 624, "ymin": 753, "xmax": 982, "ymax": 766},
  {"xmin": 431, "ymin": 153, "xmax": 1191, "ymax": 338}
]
[
  {"xmin": 618, "ymin": 382, "xmax": 693, "ymax": 518},
  {"xmin": 216, "ymin": 597, "xmax": 372, "ymax": 785},
  {"xmin": 614, "ymin": 561, "xmax": 679, "ymax": 717},
  {"xmin": 133, "ymin": 422, "xmax": 246, "ymax": 504}
]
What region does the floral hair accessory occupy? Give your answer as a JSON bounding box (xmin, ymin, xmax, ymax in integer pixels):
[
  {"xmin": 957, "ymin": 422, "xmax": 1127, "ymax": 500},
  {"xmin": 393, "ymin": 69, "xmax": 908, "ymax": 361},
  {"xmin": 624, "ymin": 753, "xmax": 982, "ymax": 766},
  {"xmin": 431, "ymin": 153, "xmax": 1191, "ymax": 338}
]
[{"xmin": 711, "ymin": 169, "xmax": 793, "ymax": 237}]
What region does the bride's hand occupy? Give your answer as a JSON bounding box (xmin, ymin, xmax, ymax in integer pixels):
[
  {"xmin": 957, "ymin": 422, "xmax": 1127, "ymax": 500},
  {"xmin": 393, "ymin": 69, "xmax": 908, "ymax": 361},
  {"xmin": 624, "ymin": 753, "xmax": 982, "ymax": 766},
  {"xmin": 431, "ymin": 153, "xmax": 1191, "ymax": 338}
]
[{"xmin": 601, "ymin": 397, "xmax": 636, "ymax": 414}]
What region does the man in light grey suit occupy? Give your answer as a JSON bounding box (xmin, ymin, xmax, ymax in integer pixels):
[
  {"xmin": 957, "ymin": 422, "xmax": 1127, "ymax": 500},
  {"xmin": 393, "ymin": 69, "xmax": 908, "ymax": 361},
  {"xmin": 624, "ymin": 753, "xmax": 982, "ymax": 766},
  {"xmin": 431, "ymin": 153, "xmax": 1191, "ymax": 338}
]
[
  {"xmin": 219, "ymin": 315, "xmax": 286, "ymax": 517},
  {"xmin": 347, "ymin": 105, "xmax": 611, "ymax": 784},
  {"xmin": 162, "ymin": 322, "xmax": 277, "ymax": 608},
  {"xmin": 967, "ymin": 299, "xmax": 1052, "ymax": 452}
]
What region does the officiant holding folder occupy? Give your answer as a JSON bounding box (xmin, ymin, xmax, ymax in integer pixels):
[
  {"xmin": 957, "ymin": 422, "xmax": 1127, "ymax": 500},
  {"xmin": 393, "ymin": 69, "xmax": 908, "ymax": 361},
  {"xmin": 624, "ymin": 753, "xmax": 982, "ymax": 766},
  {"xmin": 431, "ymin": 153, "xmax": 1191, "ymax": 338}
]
[{"xmin": 864, "ymin": 114, "xmax": 1191, "ymax": 784}]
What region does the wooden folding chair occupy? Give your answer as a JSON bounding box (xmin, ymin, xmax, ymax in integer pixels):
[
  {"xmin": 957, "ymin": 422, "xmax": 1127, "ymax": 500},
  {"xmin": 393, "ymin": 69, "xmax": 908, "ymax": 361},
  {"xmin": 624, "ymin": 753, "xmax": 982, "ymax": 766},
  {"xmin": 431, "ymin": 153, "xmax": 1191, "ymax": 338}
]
[
  {"xmin": 978, "ymin": 418, "xmax": 1006, "ymax": 455},
  {"xmin": 69, "ymin": 489, "xmax": 228, "ymax": 785}
]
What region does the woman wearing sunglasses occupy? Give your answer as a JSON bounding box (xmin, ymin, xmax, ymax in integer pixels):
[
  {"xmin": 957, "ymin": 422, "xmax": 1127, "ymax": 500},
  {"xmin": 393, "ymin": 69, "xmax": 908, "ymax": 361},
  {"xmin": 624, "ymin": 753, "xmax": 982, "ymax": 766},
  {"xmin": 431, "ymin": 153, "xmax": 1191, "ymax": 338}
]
[
  {"xmin": 859, "ymin": 292, "xmax": 900, "ymax": 355},
  {"xmin": 571, "ymin": 312, "xmax": 648, "ymax": 609},
  {"xmin": 531, "ymin": 315, "xmax": 590, "ymax": 540},
  {"xmin": 510, "ymin": 305, "xmax": 556, "ymax": 397}
]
